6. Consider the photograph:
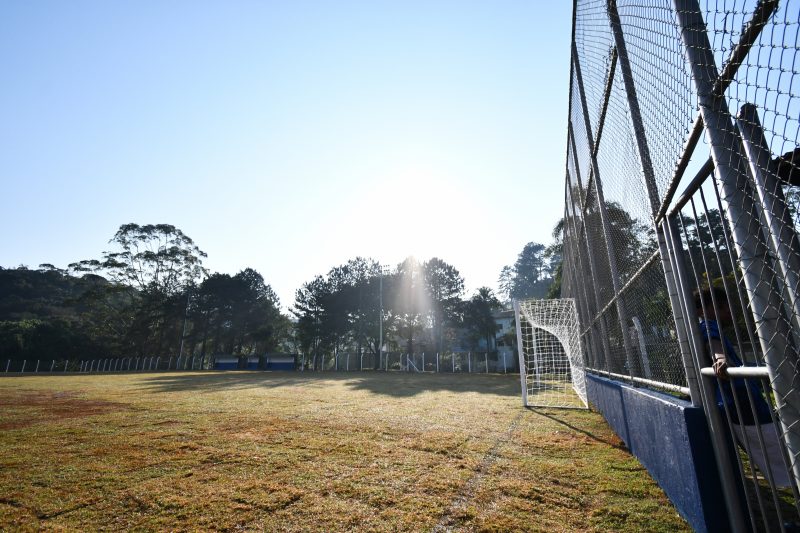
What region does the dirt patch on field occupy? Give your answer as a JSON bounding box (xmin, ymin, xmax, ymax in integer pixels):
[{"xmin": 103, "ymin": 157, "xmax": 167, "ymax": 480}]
[{"xmin": 0, "ymin": 390, "xmax": 128, "ymax": 430}]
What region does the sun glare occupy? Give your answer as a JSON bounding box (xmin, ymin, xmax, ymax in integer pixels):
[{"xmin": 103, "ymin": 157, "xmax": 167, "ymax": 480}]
[{"xmin": 355, "ymin": 167, "xmax": 469, "ymax": 259}]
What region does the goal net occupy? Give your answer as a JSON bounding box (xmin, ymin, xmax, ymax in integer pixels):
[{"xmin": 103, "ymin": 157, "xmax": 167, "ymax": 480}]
[{"xmin": 514, "ymin": 298, "xmax": 587, "ymax": 409}]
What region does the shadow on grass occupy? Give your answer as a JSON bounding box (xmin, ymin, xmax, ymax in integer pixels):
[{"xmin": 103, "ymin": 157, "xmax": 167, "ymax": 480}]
[
  {"xmin": 529, "ymin": 408, "xmax": 629, "ymax": 451},
  {"xmin": 132, "ymin": 371, "xmax": 522, "ymax": 398}
]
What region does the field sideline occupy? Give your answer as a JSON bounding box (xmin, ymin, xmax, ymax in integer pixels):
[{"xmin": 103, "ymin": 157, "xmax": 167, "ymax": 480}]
[{"xmin": 0, "ymin": 372, "xmax": 688, "ymax": 531}]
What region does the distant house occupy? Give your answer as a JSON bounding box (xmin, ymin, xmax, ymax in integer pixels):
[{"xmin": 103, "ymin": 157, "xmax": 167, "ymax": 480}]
[
  {"xmin": 493, "ymin": 309, "xmax": 517, "ymax": 371},
  {"xmin": 449, "ymin": 308, "xmax": 517, "ymax": 371}
]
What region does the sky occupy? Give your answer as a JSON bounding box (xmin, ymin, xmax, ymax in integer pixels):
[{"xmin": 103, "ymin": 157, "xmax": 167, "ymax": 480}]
[{"xmin": 0, "ymin": 1, "xmax": 574, "ymax": 309}]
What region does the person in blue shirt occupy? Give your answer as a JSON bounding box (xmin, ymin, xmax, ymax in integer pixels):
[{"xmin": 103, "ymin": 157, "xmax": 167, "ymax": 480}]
[{"xmin": 695, "ymin": 287, "xmax": 791, "ymax": 488}]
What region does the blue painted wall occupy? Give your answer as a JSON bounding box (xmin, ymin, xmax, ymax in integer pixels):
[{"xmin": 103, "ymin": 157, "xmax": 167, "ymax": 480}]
[
  {"xmin": 586, "ymin": 374, "xmax": 729, "ymax": 533},
  {"xmin": 265, "ymin": 361, "xmax": 295, "ymax": 371}
]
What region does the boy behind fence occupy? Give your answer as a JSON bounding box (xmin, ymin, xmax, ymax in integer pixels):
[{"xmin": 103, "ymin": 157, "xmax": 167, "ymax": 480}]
[{"xmin": 695, "ymin": 287, "xmax": 792, "ymax": 488}]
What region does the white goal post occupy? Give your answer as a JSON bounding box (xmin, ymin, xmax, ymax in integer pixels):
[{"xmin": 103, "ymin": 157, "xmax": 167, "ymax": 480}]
[{"xmin": 514, "ymin": 298, "xmax": 587, "ymax": 409}]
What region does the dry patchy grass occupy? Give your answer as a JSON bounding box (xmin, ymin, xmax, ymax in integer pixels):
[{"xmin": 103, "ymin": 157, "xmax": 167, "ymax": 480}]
[{"xmin": 0, "ymin": 371, "xmax": 689, "ymax": 531}]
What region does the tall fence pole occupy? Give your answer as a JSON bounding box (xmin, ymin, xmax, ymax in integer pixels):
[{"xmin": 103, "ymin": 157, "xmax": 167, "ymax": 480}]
[
  {"xmin": 674, "ymin": 0, "xmax": 800, "ymax": 495},
  {"xmin": 571, "ymin": 41, "xmax": 638, "ymax": 378},
  {"xmin": 736, "ymin": 104, "xmax": 800, "ymax": 341},
  {"xmin": 607, "ymin": 0, "xmax": 702, "ymax": 402},
  {"xmin": 567, "ymin": 131, "xmax": 615, "ymax": 372},
  {"xmin": 564, "ymin": 181, "xmax": 609, "ymax": 372}
]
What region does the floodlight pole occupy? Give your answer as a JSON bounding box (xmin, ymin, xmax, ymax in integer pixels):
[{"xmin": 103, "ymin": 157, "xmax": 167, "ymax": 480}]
[{"xmin": 378, "ymin": 265, "xmax": 389, "ymax": 371}]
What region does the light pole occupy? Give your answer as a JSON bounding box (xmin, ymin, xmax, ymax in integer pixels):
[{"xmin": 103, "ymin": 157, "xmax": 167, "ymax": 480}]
[{"xmin": 378, "ymin": 265, "xmax": 389, "ymax": 371}]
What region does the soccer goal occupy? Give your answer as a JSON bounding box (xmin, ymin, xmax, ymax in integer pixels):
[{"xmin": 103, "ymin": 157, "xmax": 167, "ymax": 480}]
[{"xmin": 514, "ymin": 298, "xmax": 587, "ymax": 409}]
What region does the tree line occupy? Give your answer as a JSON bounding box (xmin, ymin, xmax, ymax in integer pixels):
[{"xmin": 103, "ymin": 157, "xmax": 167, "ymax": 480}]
[
  {"xmin": 1, "ymin": 224, "xmax": 288, "ymax": 364},
  {"xmin": 0, "ymin": 222, "xmax": 564, "ymax": 365}
]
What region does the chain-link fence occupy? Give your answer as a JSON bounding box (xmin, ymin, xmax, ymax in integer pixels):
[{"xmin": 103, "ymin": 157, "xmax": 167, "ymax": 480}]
[
  {"xmin": 562, "ymin": 0, "xmax": 800, "ymax": 528},
  {"xmin": 304, "ymin": 351, "xmax": 510, "ymax": 373},
  {"xmin": 1, "ymin": 355, "xmax": 210, "ymax": 373}
]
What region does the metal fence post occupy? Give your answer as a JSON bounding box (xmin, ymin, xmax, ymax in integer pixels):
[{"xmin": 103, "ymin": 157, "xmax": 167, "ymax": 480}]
[
  {"xmin": 572, "ymin": 41, "xmax": 638, "ymax": 378},
  {"xmin": 607, "ymin": 0, "xmax": 702, "ymax": 402},
  {"xmin": 568, "ymin": 131, "xmax": 615, "ymax": 372},
  {"xmin": 21, "ymin": 360, "xmax": 26, "ymax": 373},
  {"xmin": 674, "ymin": 0, "xmax": 800, "ymax": 490},
  {"xmin": 736, "ymin": 104, "xmax": 800, "ymax": 341},
  {"xmin": 662, "ymin": 213, "xmax": 751, "ymax": 527}
]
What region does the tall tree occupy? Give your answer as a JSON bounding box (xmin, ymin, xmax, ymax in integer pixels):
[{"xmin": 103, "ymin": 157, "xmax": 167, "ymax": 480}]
[
  {"xmin": 545, "ymin": 219, "xmax": 565, "ymax": 299},
  {"xmin": 498, "ymin": 242, "xmax": 552, "ymax": 301},
  {"xmin": 423, "ymin": 258, "xmax": 465, "ymax": 353},
  {"xmin": 462, "ymin": 287, "xmax": 502, "ymax": 351},
  {"xmin": 191, "ymin": 268, "xmax": 283, "ymax": 358},
  {"xmin": 392, "ymin": 257, "xmax": 428, "ymax": 354},
  {"xmin": 69, "ymin": 223, "xmax": 207, "ymax": 356},
  {"xmin": 292, "ymin": 275, "xmax": 330, "ymax": 369},
  {"xmin": 70, "ymin": 224, "xmax": 206, "ymax": 295}
]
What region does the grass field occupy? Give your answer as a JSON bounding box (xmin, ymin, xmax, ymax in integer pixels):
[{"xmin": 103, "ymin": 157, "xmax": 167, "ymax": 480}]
[{"xmin": 0, "ymin": 371, "xmax": 689, "ymax": 531}]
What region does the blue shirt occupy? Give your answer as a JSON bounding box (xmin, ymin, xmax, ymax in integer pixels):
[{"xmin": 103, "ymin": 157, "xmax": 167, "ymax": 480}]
[{"xmin": 698, "ymin": 319, "xmax": 772, "ymax": 425}]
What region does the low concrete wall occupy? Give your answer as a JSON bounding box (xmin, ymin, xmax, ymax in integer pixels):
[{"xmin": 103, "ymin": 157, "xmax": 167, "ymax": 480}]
[{"xmin": 586, "ymin": 373, "xmax": 729, "ymax": 533}]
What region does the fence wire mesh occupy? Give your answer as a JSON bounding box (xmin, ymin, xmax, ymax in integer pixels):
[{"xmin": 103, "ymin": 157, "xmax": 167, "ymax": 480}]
[{"xmin": 562, "ymin": 0, "xmax": 800, "ymax": 526}]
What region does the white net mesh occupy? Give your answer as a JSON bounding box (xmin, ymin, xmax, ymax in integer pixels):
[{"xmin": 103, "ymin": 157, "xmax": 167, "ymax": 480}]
[{"xmin": 514, "ymin": 298, "xmax": 587, "ymax": 409}]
